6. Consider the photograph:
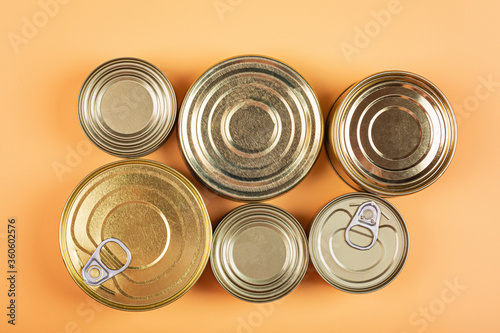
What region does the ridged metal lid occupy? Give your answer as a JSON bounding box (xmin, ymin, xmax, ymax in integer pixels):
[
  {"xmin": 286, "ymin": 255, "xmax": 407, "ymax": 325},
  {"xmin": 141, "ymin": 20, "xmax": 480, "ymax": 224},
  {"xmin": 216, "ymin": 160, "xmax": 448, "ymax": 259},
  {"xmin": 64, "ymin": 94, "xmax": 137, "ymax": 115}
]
[
  {"xmin": 327, "ymin": 71, "xmax": 457, "ymax": 196},
  {"xmin": 179, "ymin": 55, "xmax": 323, "ymax": 201},
  {"xmin": 309, "ymin": 193, "xmax": 409, "ymax": 293},
  {"xmin": 59, "ymin": 160, "xmax": 211, "ymax": 310},
  {"xmin": 78, "ymin": 58, "xmax": 177, "ymax": 158},
  {"xmin": 211, "ymin": 203, "xmax": 308, "ymax": 302}
]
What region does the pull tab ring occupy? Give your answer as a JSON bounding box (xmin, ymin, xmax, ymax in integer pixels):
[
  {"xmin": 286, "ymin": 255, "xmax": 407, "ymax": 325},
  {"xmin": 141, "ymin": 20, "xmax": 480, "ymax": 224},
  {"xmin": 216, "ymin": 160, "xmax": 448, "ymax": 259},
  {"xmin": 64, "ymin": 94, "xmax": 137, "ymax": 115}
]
[
  {"xmin": 345, "ymin": 201, "xmax": 381, "ymax": 251},
  {"xmin": 82, "ymin": 238, "xmax": 132, "ymax": 286}
]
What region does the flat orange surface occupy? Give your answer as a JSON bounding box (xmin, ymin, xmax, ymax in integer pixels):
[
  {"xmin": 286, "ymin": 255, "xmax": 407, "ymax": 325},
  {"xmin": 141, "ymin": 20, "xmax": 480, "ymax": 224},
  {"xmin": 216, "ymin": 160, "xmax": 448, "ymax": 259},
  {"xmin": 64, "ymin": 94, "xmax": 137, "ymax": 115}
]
[{"xmin": 1, "ymin": 1, "xmax": 499, "ymax": 332}]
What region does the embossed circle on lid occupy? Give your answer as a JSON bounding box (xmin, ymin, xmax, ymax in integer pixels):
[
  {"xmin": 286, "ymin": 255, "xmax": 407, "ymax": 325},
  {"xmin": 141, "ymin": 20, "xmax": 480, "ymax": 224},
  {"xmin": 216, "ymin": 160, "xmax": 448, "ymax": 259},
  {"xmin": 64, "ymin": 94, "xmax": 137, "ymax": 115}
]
[
  {"xmin": 327, "ymin": 71, "xmax": 457, "ymax": 196},
  {"xmin": 211, "ymin": 203, "xmax": 308, "ymax": 302},
  {"xmin": 59, "ymin": 160, "xmax": 211, "ymax": 310},
  {"xmin": 309, "ymin": 193, "xmax": 409, "ymax": 293},
  {"xmin": 78, "ymin": 58, "xmax": 177, "ymax": 158},
  {"xmin": 179, "ymin": 55, "xmax": 323, "ymax": 201}
]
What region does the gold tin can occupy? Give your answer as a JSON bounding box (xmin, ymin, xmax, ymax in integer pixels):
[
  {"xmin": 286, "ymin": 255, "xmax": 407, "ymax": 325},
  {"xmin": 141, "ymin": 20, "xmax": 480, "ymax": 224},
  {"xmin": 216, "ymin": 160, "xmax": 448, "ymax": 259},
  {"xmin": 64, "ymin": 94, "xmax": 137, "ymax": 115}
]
[
  {"xmin": 178, "ymin": 55, "xmax": 323, "ymax": 201},
  {"xmin": 78, "ymin": 58, "xmax": 177, "ymax": 158},
  {"xmin": 309, "ymin": 193, "xmax": 409, "ymax": 293},
  {"xmin": 59, "ymin": 160, "xmax": 211, "ymax": 310},
  {"xmin": 326, "ymin": 71, "xmax": 457, "ymax": 196},
  {"xmin": 211, "ymin": 203, "xmax": 308, "ymax": 302}
]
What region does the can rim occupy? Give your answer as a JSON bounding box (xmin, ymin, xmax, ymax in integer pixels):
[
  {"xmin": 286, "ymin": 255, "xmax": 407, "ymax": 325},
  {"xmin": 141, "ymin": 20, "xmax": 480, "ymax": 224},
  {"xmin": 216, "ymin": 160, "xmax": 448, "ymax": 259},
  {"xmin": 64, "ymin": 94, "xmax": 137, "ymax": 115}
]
[
  {"xmin": 77, "ymin": 57, "xmax": 177, "ymax": 158},
  {"xmin": 59, "ymin": 159, "xmax": 211, "ymax": 311},
  {"xmin": 211, "ymin": 203, "xmax": 309, "ymax": 302},
  {"xmin": 178, "ymin": 55, "xmax": 324, "ymax": 201},
  {"xmin": 308, "ymin": 192, "xmax": 410, "ymax": 293},
  {"xmin": 327, "ymin": 70, "xmax": 457, "ymax": 196}
]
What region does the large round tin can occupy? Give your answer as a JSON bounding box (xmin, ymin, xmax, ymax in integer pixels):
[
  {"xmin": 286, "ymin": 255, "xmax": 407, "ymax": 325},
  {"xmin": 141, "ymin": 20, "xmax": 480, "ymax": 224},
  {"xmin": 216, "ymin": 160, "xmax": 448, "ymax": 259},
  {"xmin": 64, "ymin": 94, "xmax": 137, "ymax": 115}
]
[
  {"xmin": 326, "ymin": 71, "xmax": 457, "ymax": 196},
  {"xmin": 309, "ymin": 193, "xmax": 409, "ymax": 293},
  {"xmin": 78, "ymin": 58, "xmax": 177, "ymax": 158},
  {"xmin": 59, "ymin": 160, "xmax": 211, "ymax": 310},
  {"xmin": 211, "ymin": 203, "xmax": 308, "ymax": 302},
  {"xmin": 178, "ymin": 55, "xmax": 323, "ymax": 201}
]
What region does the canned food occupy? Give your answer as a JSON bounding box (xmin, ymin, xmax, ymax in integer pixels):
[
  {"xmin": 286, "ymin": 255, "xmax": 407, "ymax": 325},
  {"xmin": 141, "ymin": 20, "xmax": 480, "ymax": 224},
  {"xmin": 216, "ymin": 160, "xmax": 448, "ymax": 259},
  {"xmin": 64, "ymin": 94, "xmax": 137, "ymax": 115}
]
[
  {"xmin": 78, "ymin": 58, "xmax": 177, "ymax": 158},
  {"xmin": 309, "ymin": 193, "xmax": 409, "ymax": 293},
  {"xmin": 59, "ymin": 160, "xmax": 211, "ymax": 310},
  {"xmin": 326, "ymin": 71, "xmax": 457, "ymax": 196},
  {"xmin": 211, "ymin": 203, "xmax": 308, "ymax": 302},
  {"xmin": 179, "ymin": 55, "xmax": 323, "ymax": 201}
]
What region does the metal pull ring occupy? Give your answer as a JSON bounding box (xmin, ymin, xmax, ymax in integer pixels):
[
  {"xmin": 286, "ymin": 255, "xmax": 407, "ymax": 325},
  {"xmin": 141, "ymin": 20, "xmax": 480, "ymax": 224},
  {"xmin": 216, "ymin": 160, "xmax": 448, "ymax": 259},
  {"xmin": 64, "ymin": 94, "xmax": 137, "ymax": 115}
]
[
  {"xmin": 345, "ymin": 201, "xmax": 381, "ymax": 251},
  {"xmin": 82, "ymin": 238, "xmax": 132, "ymax": 286}
]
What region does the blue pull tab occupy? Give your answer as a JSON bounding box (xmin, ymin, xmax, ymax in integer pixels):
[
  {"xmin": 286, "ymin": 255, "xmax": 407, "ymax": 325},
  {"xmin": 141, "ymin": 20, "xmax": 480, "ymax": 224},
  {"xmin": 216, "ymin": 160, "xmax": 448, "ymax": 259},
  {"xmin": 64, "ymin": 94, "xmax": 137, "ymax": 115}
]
[
  {"xmin": 82, "ymin": 238, "xmax": 132, "ymax": 286},
  {"xmin": 345, "ymin": 201, "xmax": 381, "ymax": 251}
]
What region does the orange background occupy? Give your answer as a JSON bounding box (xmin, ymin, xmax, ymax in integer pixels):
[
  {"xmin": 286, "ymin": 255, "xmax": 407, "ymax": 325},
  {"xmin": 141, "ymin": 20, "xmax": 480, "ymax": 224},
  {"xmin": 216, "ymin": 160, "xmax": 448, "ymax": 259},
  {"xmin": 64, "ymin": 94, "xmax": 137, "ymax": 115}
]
[{"xmin": 1, "ymin": 0, "xmax": 499, "ymax": 332}]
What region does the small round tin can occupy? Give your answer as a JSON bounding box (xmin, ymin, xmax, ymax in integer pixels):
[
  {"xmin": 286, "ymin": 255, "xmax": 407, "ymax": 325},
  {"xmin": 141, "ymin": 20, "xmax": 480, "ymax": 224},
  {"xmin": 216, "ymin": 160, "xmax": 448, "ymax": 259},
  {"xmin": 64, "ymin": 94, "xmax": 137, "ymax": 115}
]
[
  {"xmin": 326, "ymin": 71, "xmax": 457, "ymax": 196},
  {"xmin": 309, "ymin": 193, "xmax": 409, "ymax": 293},
  {"xmin": 211, "ymin": 203, "xmax": 308, "ymax": 302},
  {"xmin": 179, "ymin": 55, "xmax": 323, "ymax": 201},
  {"xmin": 78, "ymin": 58, "xmax": 177, "ymax": 158},
  {"xmin": 59, "ymin": 160, "xmax": 211, "ymax": 310}
]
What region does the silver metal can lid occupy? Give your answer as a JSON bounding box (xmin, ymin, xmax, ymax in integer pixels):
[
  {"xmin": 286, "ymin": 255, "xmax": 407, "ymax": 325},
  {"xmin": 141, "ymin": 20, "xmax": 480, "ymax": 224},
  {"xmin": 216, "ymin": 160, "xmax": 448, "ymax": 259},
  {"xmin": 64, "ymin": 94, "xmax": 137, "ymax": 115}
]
[
  {"xmin": 179, "ymin": 55, "xmax": 323, "ymax": 201},
  {"xmin": 327, "ymin": 71, "xmax": 457, "ymax": 196},
  {"xmin": 211, "ymin": 203, "xmax": 308, "ymax": 302},
  {"xmin": 309, "ymin": 193, "xmax": 409, "ymax": 293},
  {"xmin": 78, "ymin": 58, "xmax": 177, "ymax": 158}
]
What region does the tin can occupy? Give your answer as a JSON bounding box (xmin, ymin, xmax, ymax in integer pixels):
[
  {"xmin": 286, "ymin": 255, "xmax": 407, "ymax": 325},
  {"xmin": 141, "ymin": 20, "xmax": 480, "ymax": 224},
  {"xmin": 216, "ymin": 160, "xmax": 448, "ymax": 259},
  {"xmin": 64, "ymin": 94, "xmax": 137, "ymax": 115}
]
[
  {"xmin": 309, "ymin": 193, "xmax": 409, "ymax": 293},
  {"xmin": 178, "ymin": 55, "xmax": 323, "ymax": 201},
  {"xmin": 211, "ymin": 203, "xmax": 308, "ymax": 302},
  {"xmin": 326, "ymin": 71, "xmax": 457, "ymax": 196},
  {"xmin": 78, "ymin": 58, "xmax": 177, "ymax": 158},
  {"xmin": 59, "ymin": 160, "xmax": 211, "ymax": 310}
]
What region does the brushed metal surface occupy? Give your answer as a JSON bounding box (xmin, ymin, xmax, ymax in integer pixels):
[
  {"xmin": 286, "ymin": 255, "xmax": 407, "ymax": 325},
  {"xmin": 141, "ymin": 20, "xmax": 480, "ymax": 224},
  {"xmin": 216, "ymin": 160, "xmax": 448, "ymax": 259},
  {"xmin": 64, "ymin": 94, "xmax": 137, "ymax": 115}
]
[
  {"xmin": 179, "ymin": 55, "xmax": 323, "ymax": 201},
  {"xmin": 309, "ymin": 193, "xmax": 409, "ymax": 293},
  {"xmin": 211, "ymin": 203, "xmax": 308, "ymax": 302},
  {"xmin": 326, "ymin": 71, "xmax": 457, "ymax": 196},
  {"xmin": 59, "ymin": 160, "xmax": 211, "ymax": 310},
  {"xmin": 78, "ymin": 58, "xmax": 177, "ymax": 158}
]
